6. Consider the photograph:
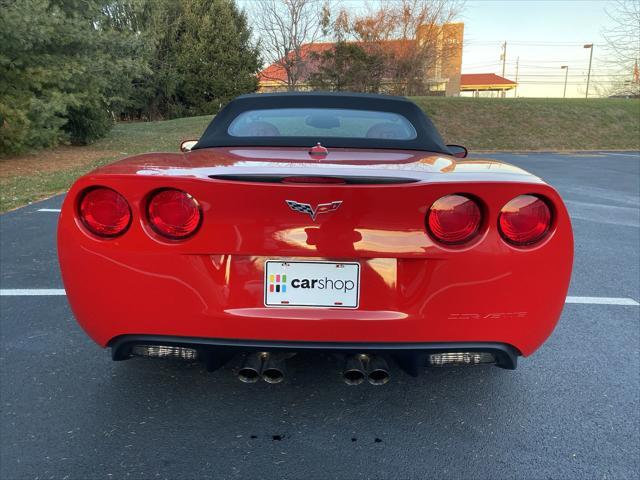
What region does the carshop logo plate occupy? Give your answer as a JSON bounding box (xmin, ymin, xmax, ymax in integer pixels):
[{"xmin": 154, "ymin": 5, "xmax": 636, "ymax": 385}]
[{"xmin": 264, "ymin": 260, "xmax": 360, "ymax": 308}]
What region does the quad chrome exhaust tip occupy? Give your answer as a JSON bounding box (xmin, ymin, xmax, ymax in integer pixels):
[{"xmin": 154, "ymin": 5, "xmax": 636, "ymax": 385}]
[
  {"xmin": 238, "ymin": 352, "xmax": 267, "ymax": 383},
  {"xmin": 342, "ymin": 354, "xmax": 391, "ymax": 386},
  {"xmin": 343, "ymin": 354, "xmax": 368, "ymax": 385},
  {"xmin": 237, "ymin": 352, "xmax": 287, "ymax": 384},
  {"xmin": 261, "ymin": 354, "xmax": 286, "ymax": 384},
  {"xmin": 238, "ymin": 352, "xmax": 390, "ymax": 385},
  {"xmin": 367, "ymin": 356, "xmax": 390, "ymax": 385}
]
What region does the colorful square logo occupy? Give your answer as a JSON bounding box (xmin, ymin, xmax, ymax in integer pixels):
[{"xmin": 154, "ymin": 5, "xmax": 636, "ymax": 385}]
[{"xmin": 269, "ymin": 274, "xmax": 287, "ymax": 293}]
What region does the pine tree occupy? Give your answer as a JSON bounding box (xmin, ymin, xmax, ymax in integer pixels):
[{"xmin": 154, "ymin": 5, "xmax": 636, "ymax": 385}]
[
  {"xmin": 0, "ymin": 0, "xmax": 149, "ymax": 154},
  {"xmin": 0, "ymin": 0, "xmax": 260, "ymax": 154},
  {"xmin": 175, "ymin": 0, "xmax": 260, "ymax": 116}
]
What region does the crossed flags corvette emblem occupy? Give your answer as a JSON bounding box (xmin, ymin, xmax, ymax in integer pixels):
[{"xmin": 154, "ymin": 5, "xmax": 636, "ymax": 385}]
[{"xmin": 285, "ymin": 200, "xmax": 342, "ymax": 221}]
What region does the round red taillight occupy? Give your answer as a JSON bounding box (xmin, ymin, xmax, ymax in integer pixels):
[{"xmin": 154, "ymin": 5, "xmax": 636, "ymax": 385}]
[
  {"xmin": 427, "ymin": 194, "xmax": 482, "ymax": 245},
  {"xmin": 147, "ymin": 189, "xmax": 201, "ymax": 239},
  {"xmin": 79, "ymin": 187, "xmax": 131, "ymax": 237},
  {"xmin": 499, "ymin": 195, "xmax": 552, "ymax": 246}
]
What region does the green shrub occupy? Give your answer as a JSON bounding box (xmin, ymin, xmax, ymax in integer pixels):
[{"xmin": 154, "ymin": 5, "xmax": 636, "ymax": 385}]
[
  {"xmin": 0, "ymin": 97, "xmax": 67, "ymax": 156},
  {"xmin": 0, "ymin": 103, "xmax": 29, "ymax": 155},
  {"xmin": 64, "ymin": 103, "xmax": 113, "ymax": 146}
]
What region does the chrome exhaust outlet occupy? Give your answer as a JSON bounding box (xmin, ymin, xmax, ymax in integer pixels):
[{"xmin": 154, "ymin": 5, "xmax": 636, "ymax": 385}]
[
  {"xmin": 238, "ymin": 352, "xmax": 267, "ymax": 383},
  {"xmin": 261, "ymin": 354, "xmax": 286, "ymax": 384},
  {"xmin": 343, "ymin": 354, "xmax": 368, "ymax": 385},
  {"xmin": 367, "ymin": 356, "xmax": 390, "ymax": 385}
]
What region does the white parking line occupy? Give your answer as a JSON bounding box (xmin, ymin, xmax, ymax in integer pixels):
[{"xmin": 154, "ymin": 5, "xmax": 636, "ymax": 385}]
[
  {"xmin": 565, "ymin": 296, "xmax": 639, "ymax": 306},
  {"xmin": 600, "ymin": 152, "xmax": 640, "ymax": 158},
  {"xmin": 1, "ymin": 289, "xmax": 66, "ymax": 296},
  {"xmin": 1, "ymin": 289, "xmax": 638, "ymax": 306},
  {"xmin": 37, "ymin": 208, "xmax": 61, "ymax": 212}
]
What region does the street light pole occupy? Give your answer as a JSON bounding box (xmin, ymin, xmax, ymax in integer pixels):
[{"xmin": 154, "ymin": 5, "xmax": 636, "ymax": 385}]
[
  {"xmin": 584, "ymin": 44, "xmax": 594, "ymax": 99},
  {"xmin": 561, "ymin": 65, "xmax": 568, "ymax": 98},
  {"xmin": 500, "ymin": 41, "xmax": 507, "ymax": 99},
  {"xmin": 514, "ymin": 56, "xmax": 520, "ymax": 98},
  {"xmin": 501, "ymin": 41, "xmax": 507, "ymax": 77}
]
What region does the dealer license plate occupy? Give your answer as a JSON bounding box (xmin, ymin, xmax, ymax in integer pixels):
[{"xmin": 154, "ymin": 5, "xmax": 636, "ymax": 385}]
[{"xmin": 264, "ymin": 260, "xmax": 360, "ymax": 308}]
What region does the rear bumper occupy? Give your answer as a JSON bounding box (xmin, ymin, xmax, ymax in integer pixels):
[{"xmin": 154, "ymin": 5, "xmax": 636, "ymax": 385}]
[
  {"xmin": 110, "ymin": 335, "xmax": 520, "ymax": 374},
  {"xmin": 60, "ymin": 251, "xmax": 570, "ymax": 356},
  {"xmin": 58, "ymin": 175, "xmax": 573, "ymax": 358}
]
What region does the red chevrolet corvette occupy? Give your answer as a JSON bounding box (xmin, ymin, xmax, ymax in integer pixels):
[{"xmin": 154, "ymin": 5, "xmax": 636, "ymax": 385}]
[{"xmin": 58, "ymin": 93, "xmax": 573, "ymax": 385}]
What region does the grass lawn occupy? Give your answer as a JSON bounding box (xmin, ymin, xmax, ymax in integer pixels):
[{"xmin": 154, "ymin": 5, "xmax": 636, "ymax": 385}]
[
  {"xmin": 0, "ymin": 116, "xmax": 210, "ymax": 212},
  {"xmin": 412, "ymin": 97, "xmax": 640, "ymax": 151},
  {"xmin": 1, "ymin": 97, "xmax": 639, "ymax": 212}
]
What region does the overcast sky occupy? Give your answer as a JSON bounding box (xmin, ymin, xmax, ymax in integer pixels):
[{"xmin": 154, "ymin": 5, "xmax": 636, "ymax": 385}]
[{"xmin": 242, "ymin": 0, "xmax": 624, "ymax": 97}]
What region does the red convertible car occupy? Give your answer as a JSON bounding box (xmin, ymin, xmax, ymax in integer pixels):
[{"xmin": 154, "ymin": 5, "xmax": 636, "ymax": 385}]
[{"xmin": 58, "ymin": 93, "xmax": 573, "ymax": 385}]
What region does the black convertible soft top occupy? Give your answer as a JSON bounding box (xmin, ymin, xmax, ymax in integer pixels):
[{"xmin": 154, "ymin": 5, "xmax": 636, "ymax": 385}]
[{"xmin": 193, "ymin": 92, "xmax": 452, "ymax": 154}]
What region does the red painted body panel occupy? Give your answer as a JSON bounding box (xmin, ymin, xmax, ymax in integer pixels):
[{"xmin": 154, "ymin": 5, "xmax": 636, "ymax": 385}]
[{"xmin": 58, "ymin": 147, "xmax": 573, "ymax": 356}]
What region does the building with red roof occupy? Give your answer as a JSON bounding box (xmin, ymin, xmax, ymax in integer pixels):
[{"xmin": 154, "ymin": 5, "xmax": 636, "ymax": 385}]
[
  {"xmin": 258, "ymin": 23, "xmax": 465, "ymax": 96},
  {"xmin": 460, "ymin": 73, "xmax": 517, "ymax": 97},
  {"xmin": 258, "ymin": 42, "xmax": 335, "ymax": 86}
]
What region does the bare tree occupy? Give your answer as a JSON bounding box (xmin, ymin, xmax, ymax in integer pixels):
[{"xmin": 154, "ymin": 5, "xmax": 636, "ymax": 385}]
[
  {"xmin": 254, "ymin": 0, "xmax": 330, "ymax": 90},
  {"xmin": 602, "ymin": 0, "xmax": 640, "ymax": 97},
  {"xmin": 335, "ymin": 0, "xmax": 464, "ymax": 95},
  {"xmin": 603, "ymin": 0, "xmax": 640, "ymax": 69}
]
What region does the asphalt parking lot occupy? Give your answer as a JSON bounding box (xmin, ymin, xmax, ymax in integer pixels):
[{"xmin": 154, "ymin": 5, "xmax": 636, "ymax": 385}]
[{"xmin": 1, "ymin": 151, "xmax": 639, "ymax": 479}]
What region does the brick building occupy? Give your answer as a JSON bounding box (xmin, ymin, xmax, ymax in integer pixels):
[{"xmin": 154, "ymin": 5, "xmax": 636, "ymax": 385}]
[{"xmin": 258, "ymin": 23, "xmax": 464, "ymax": 96}]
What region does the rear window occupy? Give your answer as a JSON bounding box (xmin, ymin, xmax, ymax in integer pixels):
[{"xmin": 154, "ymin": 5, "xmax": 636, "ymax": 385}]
[{"xmin": 227, "ymin": 108, "xmax": 417, "ymax": 140}]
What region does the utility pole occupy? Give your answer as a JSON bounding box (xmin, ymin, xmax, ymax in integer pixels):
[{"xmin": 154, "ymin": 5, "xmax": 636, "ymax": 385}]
[
  {"xmin": 501, "ymin": 41, "xmax": 507, "ymax": 77},
  {"xmin": 500, "ymin": 41, "xmax": 507, "ymax": 98},
  {"xmin": 514, "ymin": 56, "xmax": 519, "ymax": 98},
  {"xmin": 584, "ymin": 44, "xmax": 593, "ymax": 99},
  {"xmin": 561, "ymin": 65, "xmax": 569, "ymax": 98}
]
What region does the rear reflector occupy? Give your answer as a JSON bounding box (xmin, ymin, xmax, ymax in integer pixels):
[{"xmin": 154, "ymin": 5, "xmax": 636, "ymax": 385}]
[
  {"xmin": 78, "ymin": 187, "xmax": 131, "ymax": 237},
  {"xmin": 131, "ymin": 345, "xmax": 198, "ymax": 361},
  {"xmin": 147, "ymin": 189, "xmax": 201, "ymax": 239},
  {"xmin": 499, "ymin": 195, "xmax": 552, "ymax": 246},
  {"xmin": 429, "ymin": 352, "xmax": 495, "ymax": 366},
  {"xmin": 427, "ymin": 194, "xmax": 482, "ymax": 245}
]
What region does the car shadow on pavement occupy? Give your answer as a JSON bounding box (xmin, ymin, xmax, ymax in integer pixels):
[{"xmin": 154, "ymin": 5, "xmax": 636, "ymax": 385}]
[{"xmin": 99, "ymin": 351, "xmax": 519, "ymax": 444}]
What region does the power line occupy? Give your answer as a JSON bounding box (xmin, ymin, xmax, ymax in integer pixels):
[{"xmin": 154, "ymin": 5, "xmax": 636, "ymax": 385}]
[
  {"xmin": 468, "ymin": 41, "xmax": 604, "ymax": 47},
  {"xmin": 516, "ymin": 81, "xmax": 623, "ymax": 85},
  {"xmin": 516, "ymin": 64, "xmax": 619, "ymax": 70},
  {"xmin": 464, "ymin": 64, "xmax": 621, "ymax": 72},
  {"xmin": 516, "ymin": 74, "xmax": 630, "ymax": 77}
]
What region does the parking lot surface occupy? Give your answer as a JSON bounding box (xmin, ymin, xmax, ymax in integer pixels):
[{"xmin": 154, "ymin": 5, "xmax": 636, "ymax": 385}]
[{"xmin": 1, "ymin": 151, "xmax": 639, "ymax": 479}]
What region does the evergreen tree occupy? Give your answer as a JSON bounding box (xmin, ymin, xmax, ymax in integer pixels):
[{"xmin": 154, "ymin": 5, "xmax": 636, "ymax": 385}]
[
  {"xmin": 176, "ymin": 0, "xmax": 260, "ymax": 116},
  {"xmin": 125, "ymin": 0, "xmax": 260, "ymax": 120},
  {"xmin": 0, "ymin": 0, "xmax": 149, "ymax": 154},
  {"xmin": 1, "ymin": 0, "xmax": 77, "ymax": 153},
  {"xmin": 0, "ymin": 0, "xmax": 260, "ymax": 154}
]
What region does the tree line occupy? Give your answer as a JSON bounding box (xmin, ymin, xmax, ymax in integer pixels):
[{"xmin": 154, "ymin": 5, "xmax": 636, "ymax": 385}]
[
  {"xmin": 1, "ymin": 0, "xmax": 465, "ymax": 156},
  {"xmin": 0, "ymin": 0, "xmax": 260, "ymax": 155},
  {"xmin": 2, "ymin": 0, "xmax": 636, "ymax": 157}
]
